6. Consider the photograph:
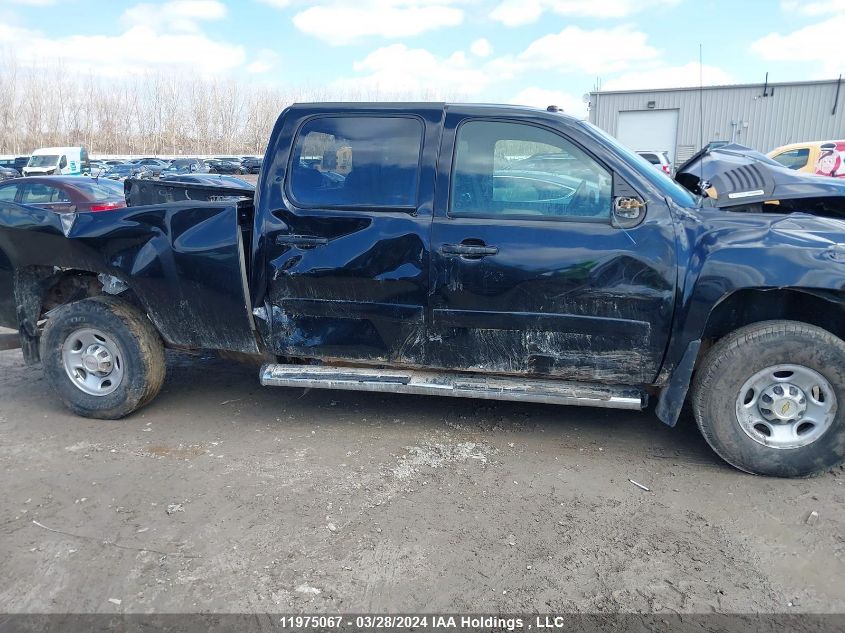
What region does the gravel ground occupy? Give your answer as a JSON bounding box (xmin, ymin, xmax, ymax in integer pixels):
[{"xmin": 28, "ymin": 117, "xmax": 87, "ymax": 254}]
[{"xmin": 0, "ymin": 340, "xmax": 843, "ymax": 614}]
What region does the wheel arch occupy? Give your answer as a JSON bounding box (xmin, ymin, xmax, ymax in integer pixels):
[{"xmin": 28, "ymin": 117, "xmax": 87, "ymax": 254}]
[
  {"xmin": 701, "ymin": 287, "xmax": 845, "ymax": 344},
  {"xmin": 13, "ymin": 265, "xmax": 145, "ymax": 364},
  {"xmin": 657, "ymin": 287, "xmax": 845, "ymax": 427}
]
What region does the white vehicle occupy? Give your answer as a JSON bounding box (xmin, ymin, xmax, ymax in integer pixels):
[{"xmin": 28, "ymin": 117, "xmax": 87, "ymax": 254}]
[
  {"xmin": 636, "ymin": 150, "xmax": 672, "ymax": 175},
  {"xmin": 23, "ymin": 146, "xmax": 90, "ymax": 176}
]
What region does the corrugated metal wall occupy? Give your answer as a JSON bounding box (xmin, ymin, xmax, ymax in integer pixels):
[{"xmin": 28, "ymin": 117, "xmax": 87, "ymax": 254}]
[{"xmin": 589, "ymin": 80, "xmax": 845, "ymax": 161}]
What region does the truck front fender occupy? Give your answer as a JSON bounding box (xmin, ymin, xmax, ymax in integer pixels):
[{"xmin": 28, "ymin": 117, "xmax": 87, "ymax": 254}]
[{"xmin": 656, "ymin": 210, "xmax": 845, "ymax": 425}]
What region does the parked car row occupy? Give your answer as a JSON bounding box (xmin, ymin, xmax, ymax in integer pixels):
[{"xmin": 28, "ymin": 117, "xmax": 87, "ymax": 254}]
[{"xmin": 1, "ymin": 152, "xmax": 264, "ymax": 181}]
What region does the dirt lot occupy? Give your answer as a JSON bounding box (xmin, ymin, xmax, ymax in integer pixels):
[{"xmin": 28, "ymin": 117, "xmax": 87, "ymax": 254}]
[{"xmin": 1, "ymin": 335, "xmax": 844, "ymax": 615}]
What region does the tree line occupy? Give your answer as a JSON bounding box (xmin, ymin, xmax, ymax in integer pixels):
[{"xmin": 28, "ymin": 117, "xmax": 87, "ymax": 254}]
[{"xmin": 0, "ymin": 54, "xmax": 453, "ymax": 157}]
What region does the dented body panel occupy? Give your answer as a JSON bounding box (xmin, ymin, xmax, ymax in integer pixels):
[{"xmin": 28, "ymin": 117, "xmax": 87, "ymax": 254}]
[
  {"xmin": 0, "ymin": 201, "xmax": 257, "ymax": 354},
  {"xmin": 667, "ymin": 209, "xmax": 845, "ymax": 364}
]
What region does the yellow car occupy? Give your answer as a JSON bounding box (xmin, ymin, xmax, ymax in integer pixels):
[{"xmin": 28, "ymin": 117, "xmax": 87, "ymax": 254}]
[{"xmin": 768, "ymin": 140, "xmax": 845, "ymax": 178}]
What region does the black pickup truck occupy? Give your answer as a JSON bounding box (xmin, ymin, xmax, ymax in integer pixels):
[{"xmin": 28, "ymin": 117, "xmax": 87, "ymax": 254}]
[{"xmin": 3, "ymin": 103, "xmax": 845, "ymax": 477}]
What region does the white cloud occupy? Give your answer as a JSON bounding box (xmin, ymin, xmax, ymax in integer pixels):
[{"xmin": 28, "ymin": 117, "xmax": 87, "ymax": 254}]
[
  {"xmin": 0, "ymin": 2, "xmax": 245, "ymax": 77},
  {"xmin": 510, "ymin": 87, "xmax": 588, "ymax": 118},
  {"xmin": 601, "ymin": 62, "xmax": 734, "ymax": 91},
  {"xmin": 470, "ymin": 38, "xmax": 492, "ymax": 58},
  {"xmin": 781, "ymin": 0, "xmax": 845, "ymax": 16},
  {"xmin": 122, "ymin": 0, "xmax": 227, "ymax": 32},
  {"xmin": 291, "ymin": 0, "xmax": 463, "ymax": 45},
  {"xmin": 336, "ymin": 43, "xmax": 490, "ymax": 98},
  {"xmin": 246, "ymin": 48, "xmax": 280, "ymax": 74},
  {"xmin": 751, "ymin": 15, "xmax": 845, "ymax": 78},
  {"xmin": 515, "ymin": 25, "xmax": 659, "ymax": 75},
  {"xmin": 490, "ymin": 0, "xmax": 679, "ymax": 26},
  {"xmin": 257, "ymin": 0, "xmax": 292, "ymax": 7}
]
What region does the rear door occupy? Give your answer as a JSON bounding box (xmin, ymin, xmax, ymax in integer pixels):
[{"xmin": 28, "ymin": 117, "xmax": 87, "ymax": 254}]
[
  {"xmin": 261, "ymin": 108, "xmax": 441, "ymax": 365},
  {"xmin": 428, "ymin": 114, "xmax": 677, "ymax": 385}
]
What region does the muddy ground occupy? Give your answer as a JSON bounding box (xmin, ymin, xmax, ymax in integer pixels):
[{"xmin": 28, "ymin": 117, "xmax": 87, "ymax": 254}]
[{"xmin": 1, "ymin": 338, "xmax": 843, "ymax": 615}]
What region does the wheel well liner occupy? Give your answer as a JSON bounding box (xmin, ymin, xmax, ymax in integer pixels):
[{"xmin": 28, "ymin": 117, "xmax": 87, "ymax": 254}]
[{"xmin": 702, "ymin": 288, "xmax": 845, "ymax": 343}]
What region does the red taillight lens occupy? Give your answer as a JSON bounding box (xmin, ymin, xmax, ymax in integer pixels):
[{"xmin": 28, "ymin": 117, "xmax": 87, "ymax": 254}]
[
  {"xmin": 663, "ymin": 165, "xmax": 671, "ymax": 174},
  {"xmin": 89, "ymin": 201, "xmax": 125, "ymax": 212}
]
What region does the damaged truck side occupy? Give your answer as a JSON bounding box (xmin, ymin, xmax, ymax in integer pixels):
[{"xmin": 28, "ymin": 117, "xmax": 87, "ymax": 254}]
[{"xmin": 3, "ymin": 103, "xmax": 845, "ymax": 477}]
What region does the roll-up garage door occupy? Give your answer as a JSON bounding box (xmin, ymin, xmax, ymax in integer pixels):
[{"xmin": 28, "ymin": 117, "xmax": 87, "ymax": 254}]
[{"xmin": 616, "ymin": 109, "xmax": 679, "ymax": 167}]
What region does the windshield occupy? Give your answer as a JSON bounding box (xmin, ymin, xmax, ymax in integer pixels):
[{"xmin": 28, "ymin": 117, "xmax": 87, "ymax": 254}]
[
  {"xmin": 579, "ymin": 122, "xmax": 698, "ymax": 207},
  {"xmin": 27, "ymin": 155, "xmax": 60, "ymax": 168}
]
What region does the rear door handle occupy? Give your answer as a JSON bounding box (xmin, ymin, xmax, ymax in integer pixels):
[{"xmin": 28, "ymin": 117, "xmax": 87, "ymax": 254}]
[
  {"xmin": 276, "ymin": 234, "xmax": 329, "ymax": 248},
  {"xmin": 440, "ymin": 244, "xmax": 499, "ymax": 257}
]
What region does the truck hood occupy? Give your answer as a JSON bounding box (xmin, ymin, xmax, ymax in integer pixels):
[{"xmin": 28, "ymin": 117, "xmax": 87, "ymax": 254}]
[{"xmin": 675, "ymin": 143, "xmax": 845, "ymax": 211}]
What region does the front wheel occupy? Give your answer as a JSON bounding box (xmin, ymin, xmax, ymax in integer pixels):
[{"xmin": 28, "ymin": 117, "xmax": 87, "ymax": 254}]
[
  {"xmin": 40, "ymin": 296, "xmax": 166, "ymax": 419},
  {"xmin": 692, "ymin": 320, "xmax": 845, "ymax": 477}
]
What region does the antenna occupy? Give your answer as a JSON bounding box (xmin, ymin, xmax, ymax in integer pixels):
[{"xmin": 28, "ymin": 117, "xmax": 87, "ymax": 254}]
[{"xmin": 699, "ymin": 43, "xmax": 705, "ymax": 197}]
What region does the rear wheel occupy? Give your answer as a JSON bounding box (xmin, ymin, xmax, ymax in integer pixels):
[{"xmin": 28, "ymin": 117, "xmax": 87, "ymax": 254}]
[
  {"xmin": 40, "ymin": 296, "xmax": 166, "ymax": 419},
  {"xmin": 692, "ymin": 320, "xmax": 845, "ymax": 477}
]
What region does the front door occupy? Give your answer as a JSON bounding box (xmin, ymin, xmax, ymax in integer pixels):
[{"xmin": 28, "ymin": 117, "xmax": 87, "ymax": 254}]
[
  {"xmin": 429, "ymin": 116, "xmax": 677, "ymax": 385},
  {"xmin": 263, "ymin": 112, "xmax": 437, "ymax": 366}
]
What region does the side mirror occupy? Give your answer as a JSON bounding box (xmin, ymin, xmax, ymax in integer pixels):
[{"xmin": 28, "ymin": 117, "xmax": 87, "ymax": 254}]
[{"xmin": 612, "ymin": 196, "xmax": 646, "ymax": 228}]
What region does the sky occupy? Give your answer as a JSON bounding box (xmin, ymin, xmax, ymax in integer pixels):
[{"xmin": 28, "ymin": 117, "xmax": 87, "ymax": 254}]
[{"xmin": 0, "ymin": 0, "xmax": 843, "ymax": 117}]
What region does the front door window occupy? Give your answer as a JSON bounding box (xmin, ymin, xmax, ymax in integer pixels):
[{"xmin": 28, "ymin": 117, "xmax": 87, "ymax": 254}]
[{"xmin": 450, "ymin": 120, "xmax": 612, "ymax": 220}]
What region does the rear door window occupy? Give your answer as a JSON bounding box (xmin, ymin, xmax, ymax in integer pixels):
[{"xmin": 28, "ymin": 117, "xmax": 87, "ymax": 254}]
[
  {"xmin": 289, "ymin": 116, "xmax": 423, "ymax": 208},
  {"xmin": 20, "ymin": 183, "xmax": 69, "ymax": 204}
]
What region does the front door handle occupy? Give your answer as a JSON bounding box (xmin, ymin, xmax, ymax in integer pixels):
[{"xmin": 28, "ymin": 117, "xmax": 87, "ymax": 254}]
[
  {"xmin": 276, "ymin": 234, "xmax": 329, "ymax": 248},
  {"xmin": 440, "ymin": 244, "xmax": 499, "ymax": 258}
]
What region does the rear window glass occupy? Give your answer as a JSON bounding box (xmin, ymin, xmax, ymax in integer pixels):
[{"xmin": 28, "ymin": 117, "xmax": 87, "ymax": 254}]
[
  {"xmin": 289, "ymin": 116, "xmax": 423, "ymax": 208},
  {"xmin": 71, "ymin": 180, "xmax": 125, "ymax": 201}
]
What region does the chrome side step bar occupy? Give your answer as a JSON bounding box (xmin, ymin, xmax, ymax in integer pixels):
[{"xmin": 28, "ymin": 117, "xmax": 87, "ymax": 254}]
[{"xmin": 260, "ymin": 364, "xmax": 646, "ymax": 410}]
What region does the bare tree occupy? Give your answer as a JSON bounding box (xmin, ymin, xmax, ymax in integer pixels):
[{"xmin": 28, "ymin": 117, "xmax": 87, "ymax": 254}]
[{"xmin": 0, "ymin": 50, "xmax": 463, "ymax": 156}]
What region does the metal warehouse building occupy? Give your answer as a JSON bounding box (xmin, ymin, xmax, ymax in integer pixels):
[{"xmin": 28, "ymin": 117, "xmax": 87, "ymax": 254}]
[{"xmin": 588, "ymin": 78, "xmax": 845, "ymax": 170}]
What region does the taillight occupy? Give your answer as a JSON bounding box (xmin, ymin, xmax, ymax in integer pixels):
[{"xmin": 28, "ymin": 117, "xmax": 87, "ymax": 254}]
[
  {"xmin": 90, "ymin": 201, "xmax": 125, "ymax": 212},
  {"xmin": 662, "ymin": 164, "xmax": 671, "ymax": 174}
]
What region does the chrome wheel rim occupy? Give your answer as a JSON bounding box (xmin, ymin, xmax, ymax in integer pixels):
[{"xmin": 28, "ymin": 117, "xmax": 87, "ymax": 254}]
[
  {"xmin": 735, "ymin": 364, "xmax": 836, "ymax": 449},
  {"xmin": 61, "ymin": 328, "xmax": 124, "ymax": 396}
]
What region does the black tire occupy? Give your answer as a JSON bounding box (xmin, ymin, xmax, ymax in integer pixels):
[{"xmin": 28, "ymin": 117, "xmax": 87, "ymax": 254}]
[
  {"xmin": 40, "ymin": 296, "xmax": 166, "ymax": 419},
  {"xmin": 692, "ymin": 320, "xmax": 845, "ymax": 477}
]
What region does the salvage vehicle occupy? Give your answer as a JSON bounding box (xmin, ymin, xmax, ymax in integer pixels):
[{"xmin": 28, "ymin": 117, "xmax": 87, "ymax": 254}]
[
  {"xmin": 768, "ymin": 140, "xmax": 845, "ymax": 178},
  {"xmin": 23, "ymin": 146, "xmax": 90, "ymax": 176},
  {"xmin": 636, "ymin": 150, "xmax": 672, "ymax": 175},
  {"xmin": 0, "ymin": 166, "xmax": 19, "ymax": 182},
  {"xmin": 161, "ymin": 158, "xmax": 210, "ymax": 176},
  {"xmin": 2, "ymin": 104, "xmax": 845, "ymax": 478},
  {"xmin": 0, "ymin": 156, "xmax": 29, "ymax": 173},
  {"xmin": 0, "ymin": 177, "xmax": 126, "ymax": 213},
  {"xmin": 102, "ymin": 163, "xmax": 153, "ymax": 182}
]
